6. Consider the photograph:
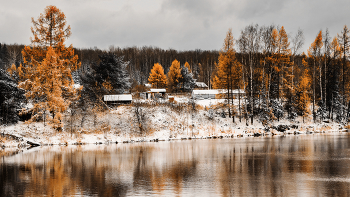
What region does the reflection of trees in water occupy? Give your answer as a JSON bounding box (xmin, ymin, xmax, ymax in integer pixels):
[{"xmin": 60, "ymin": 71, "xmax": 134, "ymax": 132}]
[
  {"xmin": 0, "ymin": 149, "xmax": 128, "ymax": 197},
  {"xmin": 0, "ymin": 164, "xmax": 27, "ymax": 196},
  {"xmin": 215, "ymin": 135, "xmax": 350, "ymax": 196},
  {"xmin": 132, "ymin": 147, "xmax": 198, "ymax": 196},
  {"xmin": 1, "ymin": 135, "xmax": 350, "ymax": 196}
]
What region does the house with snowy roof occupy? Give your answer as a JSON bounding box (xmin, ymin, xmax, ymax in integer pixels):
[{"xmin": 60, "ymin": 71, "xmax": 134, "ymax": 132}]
[
  {"xmin": 146, "ymin": 89, "xmax": 167, "ymax": 99},
  {"xmin": 192, "ymin": 89, "xmax": 245, "ymax": 100},
  {"xmin": 103, "ymin": 94, "xmax": 132, "ymax": 105}
]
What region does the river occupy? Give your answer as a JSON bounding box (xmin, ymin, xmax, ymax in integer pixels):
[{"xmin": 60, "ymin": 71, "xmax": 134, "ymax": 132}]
[{"xmin": 1, "ymin": 133, "xmax": 350, "ymax": 196}]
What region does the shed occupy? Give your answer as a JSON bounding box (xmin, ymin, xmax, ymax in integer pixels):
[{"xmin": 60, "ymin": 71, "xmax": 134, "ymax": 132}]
[
  {"xmin": 192, "ymin": 89, "xmax": 219, "ymax": 99},
  {"xmin": 104, "ymin": 94, "xmax": 132, "ymax": 105},
  {"xmin": 146, "ymin": 89, "xmax": 166, "ymax": 99},
  {"xmin": 192, "ymin": 89, "xmax": 245, "ymax": 99}
]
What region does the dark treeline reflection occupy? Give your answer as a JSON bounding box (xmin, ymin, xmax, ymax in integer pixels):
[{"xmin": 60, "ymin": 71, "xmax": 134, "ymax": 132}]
[{"xmin": 1, "ymin": 134, "xmax": 350, "ymax": 196}]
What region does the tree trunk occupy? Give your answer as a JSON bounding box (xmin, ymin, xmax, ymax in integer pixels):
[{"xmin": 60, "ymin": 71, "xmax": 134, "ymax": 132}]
[
  {"xmin": 250, "ymin": 53, "xmax": 253, "ymax": 125},
  {"xmin": 313, "ymin": 58, "xmax": 316, "ymax": 122}
]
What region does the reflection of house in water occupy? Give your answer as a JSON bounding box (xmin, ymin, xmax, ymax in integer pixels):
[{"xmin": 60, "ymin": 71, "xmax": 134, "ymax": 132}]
[
  {"xmin": 192, "ymin": 89, "xmax": 245, "ymax": 100},
  {"xmin": 146, "ymin": 89, "xmax": 167, "ymax": 100},
  {"xmin": 103, "ymin": 94, "xmax": 132, "ymax": 105}
]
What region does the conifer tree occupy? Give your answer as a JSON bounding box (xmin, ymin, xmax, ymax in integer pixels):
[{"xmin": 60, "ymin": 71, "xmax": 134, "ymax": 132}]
[
  {"xmin": 184, "ymin": 62, "xmax": 192, "ymax": 73},
  {"xmin": 93, "ymin": 52, "xmax": 131, "ymax": 94},
  {"xmin": 296, "ymin": 60, "xmax": 311, "ymax": 123},
  {"xmin": 167, "ymin": 59, "xmax": 182, "ymax": 92},
  {"xmin": 308, "ymin": 30, "xmax": 323, "ymax": 122},
  {"xmin": 277, "ymin": 26, "xmax": 292, "ymax": 101},
  {"xmin": 328, "ymin": 36, "xmax": 343, "ymax": 121},
  {"xmin": 338, "ymin": 25, "xmax": 350, "ymax": 120},
  {"xmin": 212, "ymin": 29, "xmax": 241, "ymax": 119},
  {"xmin": 0, "ymin": 69, "xmax": 25, "ymax": 124},
  {"xmin": 180, "ymin": 65, "xmax": 196, "ymax": 91},
  {"xmin": 148, "ymin": 63, "xmax": 167, "ymax": 88},
  {"xmin": 18, "ymin": 5, "xmax": 80, "ymax": 130}
]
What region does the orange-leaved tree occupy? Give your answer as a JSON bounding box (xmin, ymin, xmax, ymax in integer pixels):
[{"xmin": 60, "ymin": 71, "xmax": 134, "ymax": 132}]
[
  {"xmin": 18, "ymin": 5, "xmax": 80, "ymax": 130},
  {"xmin": 167, "ymin": 59, "xmax": 182, "ymax": 92},
  {"xmin": 148, "ymin": 63, "xmax": 167, "ymax": 88},
  {"xmin": 307, "ymin": 30, "xmax": 323, "ymax": 122},
  {"xmin": 184, "ymin": 62, "xmax": 191, "ymax": 73},
  {"xmin": 297, "ymin": 59, "xmax": 311, "ymax": 123},
  {"xmin": 212, "ymin": 28, "xmax": 241, "ymax": 119}
]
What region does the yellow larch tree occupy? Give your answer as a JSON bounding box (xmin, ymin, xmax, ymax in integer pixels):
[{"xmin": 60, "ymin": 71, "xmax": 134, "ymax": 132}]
[
  {"xmin": 167, "ymin": 59, "xmax": 182, "ymax": 92},
  {"xmin": 148, "ymin": 63, "xmax": 167, "ymax": 88},
  {"xmin": 184, "ymin": 62, "xmax": 191, "ymax": 73},
  {"xmin": 18, "ymin": 5, "xmax": 80, "ymax": 130},
  {"xmin": 277, "ymin": 26, "xmax": 292, "ymax": 100},
  {"xmin": 267, "ymin": 27, "xmax": 292, "ymax": 100},
  {"xmin": 297, "ymin": 60, "xmax": 311, "ymax": 123},
  {"xmin": 307, "ymin": 30, "xmax": 323, "ymax": 122},
  {"xmin": 212, "ymin": 28, "xmax": 241, "ymax": 118}
]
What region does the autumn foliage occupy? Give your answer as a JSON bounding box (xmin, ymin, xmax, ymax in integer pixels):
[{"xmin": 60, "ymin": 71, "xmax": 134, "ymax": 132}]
[
  {"xmin": 184, "ymin": 62, "xmax": 191, "ymax": 73},
  {"xmin": 167, "ymin": 59, "xmax": 182, "ymax": 92},
  {"xmin": 148, "ymin": 63, "xmax": 167, "ymax": 88},
  {"xmin": 19, "ymin": 5, "xmax": 80, "ymax": 130},
  {"xmin": 212, "ymin": 29, "xmax": 241, "ymax": 117}
]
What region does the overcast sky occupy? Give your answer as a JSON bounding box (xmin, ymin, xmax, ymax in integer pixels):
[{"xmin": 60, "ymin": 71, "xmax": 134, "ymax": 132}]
[{"xmin": 1, "ymin": 0, "xmax": 350, "ymax": 53}]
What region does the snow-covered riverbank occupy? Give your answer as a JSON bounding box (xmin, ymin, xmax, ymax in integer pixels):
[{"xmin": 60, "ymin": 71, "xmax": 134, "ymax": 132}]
[{"xmin": 0, "ymin": 102, "xmax": 348, "ymax": 149}]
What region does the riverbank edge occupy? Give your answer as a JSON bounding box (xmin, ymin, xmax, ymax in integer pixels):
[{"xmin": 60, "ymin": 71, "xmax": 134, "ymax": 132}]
[{"xmin": 1, "ymin": 125, "xmax": 349, "ymax": 151}]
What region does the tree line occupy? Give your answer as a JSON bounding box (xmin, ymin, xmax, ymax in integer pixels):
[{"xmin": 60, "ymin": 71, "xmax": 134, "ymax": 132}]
[
  {"xmin": 1, "ymin": 5, "xmax": 350, "ymax": 129},
  {"xmin": 212, "ymin": 25, "xmax": 350, "ymax": 125}
]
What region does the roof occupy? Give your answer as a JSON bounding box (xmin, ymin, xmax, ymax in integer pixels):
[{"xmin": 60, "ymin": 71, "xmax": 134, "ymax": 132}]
[
  {"xmin": 195, "ymin": 82, "xmax": 208, "ymax": 88},
  {"xmin": 231, "ymin": 89, "xmax": 245, "ymax": 94},
  {"xmin": 148, "ymin": 88, "xmax": 166, "ymax": 93},
  {"xmin": 192, "ymin": 89, "xmax": 219, "ymax": 95},
  {"xmin": 104, "ymin": 94, "xmax": 132, "ymax": 101},
  {"xmin": 192, "ymin": 89, "xmax": 245, "ymax": 95}
]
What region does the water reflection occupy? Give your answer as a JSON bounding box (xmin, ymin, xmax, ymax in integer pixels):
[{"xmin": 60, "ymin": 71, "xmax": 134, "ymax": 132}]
[{"xmin": 1, "ymin": 134, "xmax": 350, "ymax": 196}]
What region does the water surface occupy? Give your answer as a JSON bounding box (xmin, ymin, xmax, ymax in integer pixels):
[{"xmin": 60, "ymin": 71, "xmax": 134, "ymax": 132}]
[{"xmin": 1, "ymin": 133, "xmax": 350, "ymax": 196}]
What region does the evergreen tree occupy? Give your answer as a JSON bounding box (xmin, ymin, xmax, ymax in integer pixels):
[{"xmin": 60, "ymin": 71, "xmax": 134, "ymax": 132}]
[
  {"xmin": 93, "ymin": 52, "xmax": 131, "ymax": 94},
  {"xmin": 0, "ymin": 69, "xmax": 25, "ymax": 124},
  {"xmin": 180, "ymin": 65, "xmax": 196, "ymax": 92},
  {"xmin": 0, "ymin": 44, "xmax": 8, "ymax": 69},
  {"xmin": 80, "ymin": 52, "xmax": 131, "ymax": 108}
]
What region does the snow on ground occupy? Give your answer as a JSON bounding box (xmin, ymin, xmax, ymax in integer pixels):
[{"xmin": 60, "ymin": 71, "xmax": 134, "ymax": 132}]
[{"xmin": 0, "ymin": 98, "xmax": 347, "ymax": 150}]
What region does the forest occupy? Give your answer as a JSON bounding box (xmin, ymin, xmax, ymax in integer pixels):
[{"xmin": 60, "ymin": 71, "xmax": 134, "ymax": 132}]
[{"xmin": 1, "ymin": 5, "xmax": 350, "ymax": 131}]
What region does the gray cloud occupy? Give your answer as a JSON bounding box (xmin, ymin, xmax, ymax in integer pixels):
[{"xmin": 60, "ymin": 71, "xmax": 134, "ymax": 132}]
[{"xmin": 1, "ymin": 0, "xmax": 350, "ymax": 52}]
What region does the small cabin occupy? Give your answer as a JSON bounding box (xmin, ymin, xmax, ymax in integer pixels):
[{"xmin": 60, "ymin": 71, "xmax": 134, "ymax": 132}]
[
  {"xmin": 104, "ymin": 94, "xmax": 132, "ymax": 105},
  {"xmin": 192, "ymin": 90, "xmax": 219, "ymax": 99},
  {"xmin": 146, "ymin": 89, "xmax": 166, "ymax": 99},
  {"xmin": 192, "ymin": 89, "xmax": 245, "ymax": 99}
]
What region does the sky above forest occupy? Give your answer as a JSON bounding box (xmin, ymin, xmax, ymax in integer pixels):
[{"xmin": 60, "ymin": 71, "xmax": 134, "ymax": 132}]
[{"xmin": 1, "ymin": 0, "xmax": 350, "ymax": 53}]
